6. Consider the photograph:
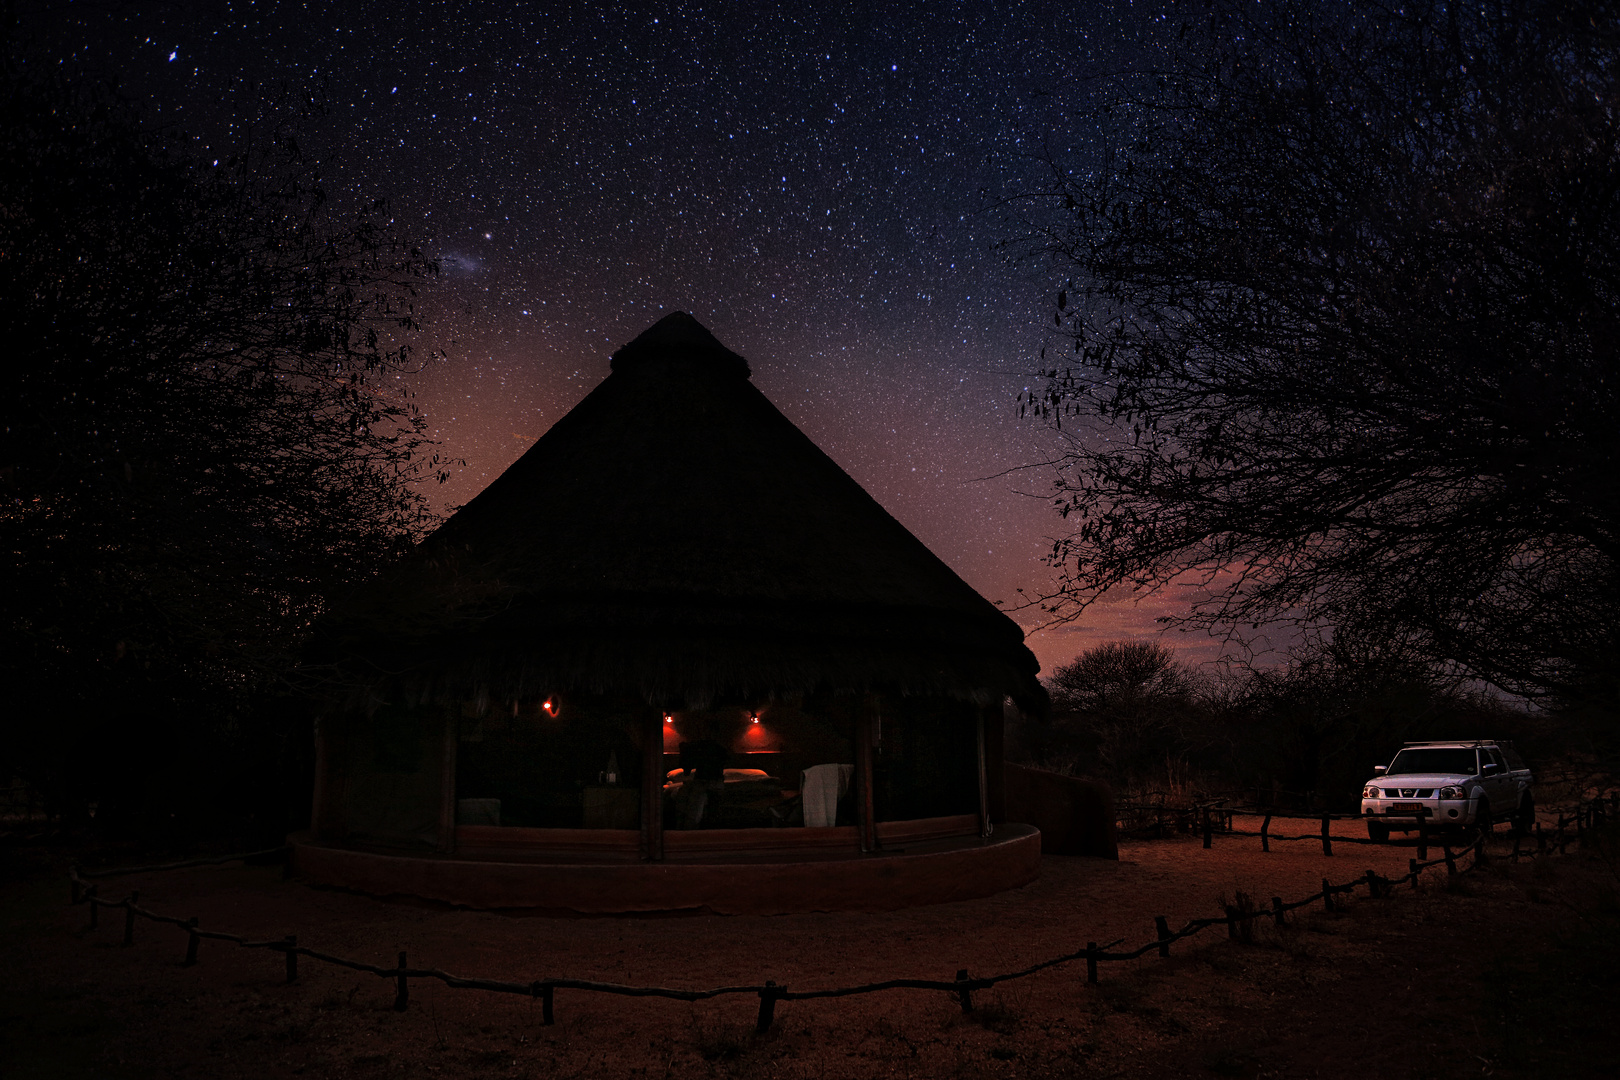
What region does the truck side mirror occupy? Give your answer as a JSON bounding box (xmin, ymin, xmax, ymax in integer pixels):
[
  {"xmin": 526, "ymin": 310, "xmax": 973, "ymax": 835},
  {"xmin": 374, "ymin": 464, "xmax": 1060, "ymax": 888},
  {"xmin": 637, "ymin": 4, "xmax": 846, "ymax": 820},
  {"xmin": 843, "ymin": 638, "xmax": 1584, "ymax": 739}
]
[
  {"xmin": 1372, "ymin": 765, "xmax": 1386, "ymax": 776},
  {"xmin": 1481, "ymin": 762, "xmax": 1500, "ymax": 775}
]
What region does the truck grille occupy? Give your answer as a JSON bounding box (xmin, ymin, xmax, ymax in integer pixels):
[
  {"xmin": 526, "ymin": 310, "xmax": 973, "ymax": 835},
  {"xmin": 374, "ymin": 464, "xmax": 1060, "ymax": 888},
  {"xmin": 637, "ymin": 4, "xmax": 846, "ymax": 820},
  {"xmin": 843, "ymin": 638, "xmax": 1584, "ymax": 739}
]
[{"xmin": 1396, "ymin": 788, "xmax": 1434, "ymax": 798}]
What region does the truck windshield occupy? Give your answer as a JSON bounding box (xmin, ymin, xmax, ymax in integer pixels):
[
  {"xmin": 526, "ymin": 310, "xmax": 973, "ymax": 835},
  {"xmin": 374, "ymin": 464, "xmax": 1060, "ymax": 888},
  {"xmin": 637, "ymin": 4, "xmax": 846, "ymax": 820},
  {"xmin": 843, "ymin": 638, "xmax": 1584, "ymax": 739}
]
[{"xmin": 1386, "ymin": 748, "xmax": 1477, "ymax": 776}]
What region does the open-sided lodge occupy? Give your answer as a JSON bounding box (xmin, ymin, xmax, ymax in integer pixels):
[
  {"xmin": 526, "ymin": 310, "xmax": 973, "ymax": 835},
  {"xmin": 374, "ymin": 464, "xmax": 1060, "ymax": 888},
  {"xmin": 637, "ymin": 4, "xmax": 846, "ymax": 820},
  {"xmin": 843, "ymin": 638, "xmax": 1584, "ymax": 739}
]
[{"xmin": 292, "ymin": 313, "xmax": 1048, "ymax": 913}]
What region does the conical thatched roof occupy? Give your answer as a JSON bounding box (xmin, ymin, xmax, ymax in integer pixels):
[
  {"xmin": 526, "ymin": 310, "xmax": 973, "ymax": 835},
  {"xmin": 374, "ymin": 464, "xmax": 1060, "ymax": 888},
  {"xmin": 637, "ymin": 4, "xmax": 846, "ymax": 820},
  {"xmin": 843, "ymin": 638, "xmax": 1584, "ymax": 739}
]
[{"xmin": 313, "ymin": 313, "xmax": 1042, "ymax": 710}]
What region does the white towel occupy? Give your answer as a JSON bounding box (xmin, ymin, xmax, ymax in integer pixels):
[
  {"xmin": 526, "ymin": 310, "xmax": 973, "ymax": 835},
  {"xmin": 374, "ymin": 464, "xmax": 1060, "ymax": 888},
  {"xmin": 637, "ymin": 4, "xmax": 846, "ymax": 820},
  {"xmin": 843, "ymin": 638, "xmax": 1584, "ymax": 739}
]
[{"xmin": 800, "ymin": 763, "xmax": 854, "ymax": 827}]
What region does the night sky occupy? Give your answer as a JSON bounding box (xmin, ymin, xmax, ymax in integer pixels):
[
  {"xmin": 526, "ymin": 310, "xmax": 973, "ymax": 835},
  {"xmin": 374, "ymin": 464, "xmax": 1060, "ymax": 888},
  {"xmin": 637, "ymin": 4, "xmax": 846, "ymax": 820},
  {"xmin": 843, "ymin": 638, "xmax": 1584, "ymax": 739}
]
[{"xmin": 23, "ymin": 0, "xmax": 1213, "ymax": 674}]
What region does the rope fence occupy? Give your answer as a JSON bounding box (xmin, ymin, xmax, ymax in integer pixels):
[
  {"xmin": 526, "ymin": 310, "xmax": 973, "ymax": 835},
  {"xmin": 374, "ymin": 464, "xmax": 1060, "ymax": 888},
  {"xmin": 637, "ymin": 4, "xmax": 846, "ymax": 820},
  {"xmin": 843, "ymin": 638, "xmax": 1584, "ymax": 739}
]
[{"xmin": 66, "ymin": 792, "xmax": 1614, "ymax": 1035}]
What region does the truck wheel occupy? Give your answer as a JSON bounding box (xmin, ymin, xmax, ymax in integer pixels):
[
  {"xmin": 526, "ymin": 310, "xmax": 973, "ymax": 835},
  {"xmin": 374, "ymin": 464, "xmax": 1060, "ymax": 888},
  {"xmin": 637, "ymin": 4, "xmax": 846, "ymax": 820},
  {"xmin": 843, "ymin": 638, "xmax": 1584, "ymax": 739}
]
[
  {"xmin": 1367, "ymin": 821, "xmax": 1390, "ymax": 843},
  {"xmin": 1513, "ymin": 794, "xmax": 1535, "ymax": 834}
]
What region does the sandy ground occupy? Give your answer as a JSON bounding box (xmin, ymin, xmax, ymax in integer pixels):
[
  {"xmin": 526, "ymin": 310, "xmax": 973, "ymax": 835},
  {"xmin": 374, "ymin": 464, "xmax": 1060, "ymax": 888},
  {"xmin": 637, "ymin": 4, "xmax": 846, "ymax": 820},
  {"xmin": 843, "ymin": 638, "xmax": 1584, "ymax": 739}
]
[{"xmin": 4, "ymin": 818, "xmax": 1617, "ymax": 1079}]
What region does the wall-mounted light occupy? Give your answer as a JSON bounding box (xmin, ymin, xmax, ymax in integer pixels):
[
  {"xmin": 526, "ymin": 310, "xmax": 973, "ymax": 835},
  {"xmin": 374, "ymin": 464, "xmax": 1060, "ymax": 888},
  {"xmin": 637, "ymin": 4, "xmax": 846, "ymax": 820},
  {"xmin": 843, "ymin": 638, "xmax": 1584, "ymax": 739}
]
[
  {"xmin": 748, "ymin": 711, "xmax": 761, "ymax": 724},
  {"xmin": 542, "ymin": 698, "xmax": 559, "ymax": 717},
  {"xmin": 663, "ymin": 713, "xmax": 674, "ymax": 724}
]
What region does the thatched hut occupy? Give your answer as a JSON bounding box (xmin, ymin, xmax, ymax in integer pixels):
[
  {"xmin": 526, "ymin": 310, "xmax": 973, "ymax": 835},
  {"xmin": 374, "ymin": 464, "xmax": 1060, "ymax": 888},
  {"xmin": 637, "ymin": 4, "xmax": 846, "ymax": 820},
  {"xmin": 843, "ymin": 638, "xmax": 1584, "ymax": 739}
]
[{"xmin": 293, "ymin": 313, "xmax": 1045, "ymax": 913}]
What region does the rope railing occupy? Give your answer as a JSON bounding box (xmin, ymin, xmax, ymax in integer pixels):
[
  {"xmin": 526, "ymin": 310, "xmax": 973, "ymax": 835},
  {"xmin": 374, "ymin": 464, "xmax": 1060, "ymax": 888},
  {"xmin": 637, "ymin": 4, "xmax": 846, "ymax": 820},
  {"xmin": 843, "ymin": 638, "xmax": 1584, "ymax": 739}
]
[{"xmin": 67, "ymin": 791, "xmax": 1610, "ymax": 1034}]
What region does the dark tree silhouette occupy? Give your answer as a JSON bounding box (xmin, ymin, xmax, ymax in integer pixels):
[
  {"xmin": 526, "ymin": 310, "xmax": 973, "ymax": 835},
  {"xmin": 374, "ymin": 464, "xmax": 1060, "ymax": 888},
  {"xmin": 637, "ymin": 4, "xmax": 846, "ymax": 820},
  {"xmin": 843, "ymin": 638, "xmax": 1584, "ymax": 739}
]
[
  {"xmin": 1047, "ymin": 639, "xmax": 1189, "ymax": 714},
  {"xmin": 1038, "ymin": 639, "xmax": 1201, "ymax": 781},
  {"xmin": 0, "ymin": 64, "xmax": 445, "ymax": 826},
  {"xmin": 1021, "ymin": 0, "xmax": 1620, "ymax": 709}
]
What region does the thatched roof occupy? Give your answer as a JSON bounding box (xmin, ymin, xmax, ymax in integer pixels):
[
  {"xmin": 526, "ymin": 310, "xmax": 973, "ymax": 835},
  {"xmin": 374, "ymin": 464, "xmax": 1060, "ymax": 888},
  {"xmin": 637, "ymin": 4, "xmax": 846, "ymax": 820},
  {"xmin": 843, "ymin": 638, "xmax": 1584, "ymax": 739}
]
[{"xmin": 313, "ymin": 312, "xmax": 1042, "ymax": 710}]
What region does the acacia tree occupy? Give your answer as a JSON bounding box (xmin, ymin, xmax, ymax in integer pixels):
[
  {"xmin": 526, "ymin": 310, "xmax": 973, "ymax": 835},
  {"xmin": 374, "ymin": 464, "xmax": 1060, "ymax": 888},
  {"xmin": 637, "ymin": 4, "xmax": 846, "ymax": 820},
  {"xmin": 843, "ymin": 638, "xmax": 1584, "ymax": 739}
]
[
  {"xmin": 0, "ymin": 64, "xmax": 447, "ymax": 824},
  {"xmin": 1021, "ymin": 0, "xmax": 1620, "ymax": 709}
]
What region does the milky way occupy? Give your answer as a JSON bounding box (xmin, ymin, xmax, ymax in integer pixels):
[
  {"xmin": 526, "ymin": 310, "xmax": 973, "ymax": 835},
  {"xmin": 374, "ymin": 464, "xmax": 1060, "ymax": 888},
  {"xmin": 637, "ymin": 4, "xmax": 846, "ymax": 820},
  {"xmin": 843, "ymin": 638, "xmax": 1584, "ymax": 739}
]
[{"xmin": 25, "ymin": 0, "xmax": 1217, "ymax": 672}]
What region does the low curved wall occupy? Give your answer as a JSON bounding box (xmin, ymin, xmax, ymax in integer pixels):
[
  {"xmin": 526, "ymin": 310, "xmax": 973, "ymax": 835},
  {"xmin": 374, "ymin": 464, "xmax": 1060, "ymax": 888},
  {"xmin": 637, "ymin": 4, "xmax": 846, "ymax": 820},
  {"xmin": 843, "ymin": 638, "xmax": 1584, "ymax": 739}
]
[{"xmin": 289, "ymin": 824, "xmax": 1041, "ymax": 915}]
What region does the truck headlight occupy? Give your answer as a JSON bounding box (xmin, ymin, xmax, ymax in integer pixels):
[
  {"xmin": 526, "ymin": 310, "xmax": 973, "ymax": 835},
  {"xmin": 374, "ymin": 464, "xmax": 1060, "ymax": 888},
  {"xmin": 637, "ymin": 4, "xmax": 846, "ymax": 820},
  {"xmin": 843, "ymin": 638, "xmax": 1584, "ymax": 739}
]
[
  {"xmin": 1363, "ymin": 786, "xmax": 1381, "ymax": 799},
  {"xmin": 1438, "ymin": 785, "xmax": 1466, "ymax": 800}
]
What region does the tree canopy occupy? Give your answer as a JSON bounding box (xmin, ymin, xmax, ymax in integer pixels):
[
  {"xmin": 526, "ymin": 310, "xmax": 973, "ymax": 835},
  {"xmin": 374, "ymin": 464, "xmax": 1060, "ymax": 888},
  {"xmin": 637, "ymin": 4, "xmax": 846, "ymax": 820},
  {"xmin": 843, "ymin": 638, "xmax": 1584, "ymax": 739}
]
[
  {"xmin": 0, "ymin": 61, "xmax": 445, "ymax": 824},
  {"xmin": 1022, "ymin": 0, "xmax": 1620, "ymax": 709}
]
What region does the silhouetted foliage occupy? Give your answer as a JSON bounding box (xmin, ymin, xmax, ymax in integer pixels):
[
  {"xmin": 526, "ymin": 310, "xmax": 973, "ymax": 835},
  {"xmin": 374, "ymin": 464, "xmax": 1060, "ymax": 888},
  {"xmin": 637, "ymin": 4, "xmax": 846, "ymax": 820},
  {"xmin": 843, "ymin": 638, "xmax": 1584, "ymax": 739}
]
[
  {"xmin": 0, "ymin": 58, "xmax": 444, "ymax": 833},
  {"xmin": 1033, "ymin": 639, "xmax": 1205, "ymax": 784},
  {"xmin": 1020, "ymin": 0, "xmax": 1620, "ymax": 714},
  {"xmin": 1025, "ymin": 634, "xmax": 1557, "ymax": 810}
]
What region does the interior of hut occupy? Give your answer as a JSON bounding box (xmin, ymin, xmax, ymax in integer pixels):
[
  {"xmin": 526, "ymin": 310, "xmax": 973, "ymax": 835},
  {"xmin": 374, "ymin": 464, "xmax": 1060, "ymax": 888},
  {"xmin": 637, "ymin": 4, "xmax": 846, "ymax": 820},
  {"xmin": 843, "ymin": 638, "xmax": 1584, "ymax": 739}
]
[{"xmin": 452, "ymin": 692, "xmax": 980, "ymax": 830}]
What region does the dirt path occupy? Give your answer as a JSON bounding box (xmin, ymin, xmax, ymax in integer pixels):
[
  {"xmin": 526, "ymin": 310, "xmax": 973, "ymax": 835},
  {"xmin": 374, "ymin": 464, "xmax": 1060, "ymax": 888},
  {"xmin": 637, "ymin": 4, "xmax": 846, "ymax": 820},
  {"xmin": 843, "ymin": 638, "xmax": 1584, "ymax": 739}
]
[{"xmin": 4, "ymin": 822, "xmax": 1616, "ymax": 1078}]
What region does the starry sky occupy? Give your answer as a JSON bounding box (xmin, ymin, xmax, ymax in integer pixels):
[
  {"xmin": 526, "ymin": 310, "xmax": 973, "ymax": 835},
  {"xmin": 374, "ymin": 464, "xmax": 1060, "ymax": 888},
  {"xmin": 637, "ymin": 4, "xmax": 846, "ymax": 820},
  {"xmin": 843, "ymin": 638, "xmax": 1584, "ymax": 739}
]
[{"xmin": 22, "ymin": 0, "xmax": 1224, "ymax": 674}]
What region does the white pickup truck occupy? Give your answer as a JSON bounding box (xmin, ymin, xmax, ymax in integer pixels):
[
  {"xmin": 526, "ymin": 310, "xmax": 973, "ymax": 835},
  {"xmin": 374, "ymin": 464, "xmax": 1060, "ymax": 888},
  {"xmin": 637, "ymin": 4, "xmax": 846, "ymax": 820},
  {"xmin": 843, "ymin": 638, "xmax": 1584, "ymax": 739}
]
[{"xmin": 1360, "ymin": 740, "xmax": 1533, "ymax": 842}]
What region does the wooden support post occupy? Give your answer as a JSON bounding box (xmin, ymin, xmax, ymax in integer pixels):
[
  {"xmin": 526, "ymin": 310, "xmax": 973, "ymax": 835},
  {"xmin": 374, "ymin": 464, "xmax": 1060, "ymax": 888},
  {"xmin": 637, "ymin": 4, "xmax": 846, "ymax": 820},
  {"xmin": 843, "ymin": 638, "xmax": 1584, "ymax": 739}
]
[
  {"xmin": 983, "ymin": 700, "xmax": 1006, "ymax": 827},
  {"xmin": 974, "ymin": 708, "xmax": 992, "ymax": 838},
  {"xmin": 1417, "ymin": 811, "xmax": 1429, "ymax": 860},
  {"xmin": 1155, "ymin": 915, "xmax": 1171, "ymax": 957},
  {"xmin": 437, "ymin": 706, "xmax": 458, "ymax": 854},
  {"xmin": 183, "ymin": 917, "xmax": 200, "ymax": 967},
  {"xmin": 1409, "ymin": 858, "xmax": 1420, "ymax": 888},
  {"xmin": 1085, "ymin": 943, "xmax": 1099, "ymax": 985},
  {"xmin": 641, "ymin": 710, "xmax": 664, "ymax": 862},
  {"xmin": 955, "ymin": 969, "xmax": 974, "ymax": 1013},
  {"xmin": 1322, "ymin": 878, "xmax": 1334, "ymax": 912},
  {"xmin": 1320, "ymin": 815, "xmax": 1332, "ymax": 856},
  {"xmin": 123, "ymin": 892, "xmax": 138, "ymax": 946},
  {"xmin": 1202, "ymin": 807, "xmax": 1212, "ymax": 849},
  {"xmin": 1271, "ymin": 896, "xmax": 1285, "ymax": 926},
  {"xmin": 1364, "ymin": 870, "xmax": 1379, "ymax": 899},
  {"xmin": 1224, "ymin": 905, "xmax": 1238, "ymax": 940},
  {"xmin": 1444, "ymin": 845, "xmax": 1457, "ymax": 876},
  {"xmin": 88, "ymin": 887, "xmax": 98, "ymax": 929},
  {"xmin": 1474, "ymin": 832, "xmax": 1488, "ymax": 866},
  {"xmin": 755, "ymin": 981, "xmax": 780, "ymax": 1034},
  {"xmin": 394, "ymin": 952, "xmax": 409, "ymax": 1012},
  {"xmin": 284, "ymin": 936, "xmax": 298, "ymax": 982},
  {"xmin": 1260, "ymin": 814, "xmax": 1271, "ymax": 853},
  {"xmin": 855, "ymin": 698, "xmax": 878, "ymax": 853}
]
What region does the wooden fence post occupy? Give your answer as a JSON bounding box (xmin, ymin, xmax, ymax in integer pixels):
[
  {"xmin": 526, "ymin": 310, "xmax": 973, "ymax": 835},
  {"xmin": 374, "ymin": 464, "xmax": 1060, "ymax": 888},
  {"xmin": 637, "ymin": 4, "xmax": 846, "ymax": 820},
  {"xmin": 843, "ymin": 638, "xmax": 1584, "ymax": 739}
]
[
  {"xmin": 284, "ymin": 936, "xmax": 298, "ymax": 983},
  {"xmin": 1444, "ymin": 845, "xmax": 1457, "ymax": 876},
  {"xmin": 1155, "ymin": 915, "xmax": 1171, "ymax": 957},
  {"xmin": 756, "ymin": 980, "xmax": 781, "ymax": 1033},
  {"xmin": 1085, "ymin": 943, "xmax": 1099, "ymax": 985},
  {"xmin": 1320, "ymin": 816, "xmax": 1332, "ymax": 856},
  {"xmin": 1417, "ymin": 811, "xmax": 1429, "ymax": 860},
  {"xmin": 183, "ymin": 917, "xmax": 200, "ymax": 967},
  {"xmin": 1224, "ymin": 905, "xmax": 1238, "ymax": 940},
  {"xmin": 394, "ymin": 952, "xmax": 409, "ymax": 1011},
  {"xmin": 1271, "ymin": 896, "xmax": 1285, "ymax": 927},
  {"xmin": 955, "ymin": 969, "xmax": 974, "ymax": 1014},
  {"xmin": 1409, "ymin": 858, "xmax": 1420, "ymax": 888},
  {"xmin": 530, "ymin": 981, "xmax": 555, "ymax": 1025},
  {"xmin": 1261, "ymin": 815, "xmax": 1271, "ymax": 853},
  {"xmin": 1321, "ymin": 878, "xmax": 1334, "ymax": 912},
  {"xmin": 123, "ymin": 892, "xmax": 138, "ymax": 946},
  {"xmin": 1202, "ymin": 808, "xmax": 1213, "ymax": 849}
]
